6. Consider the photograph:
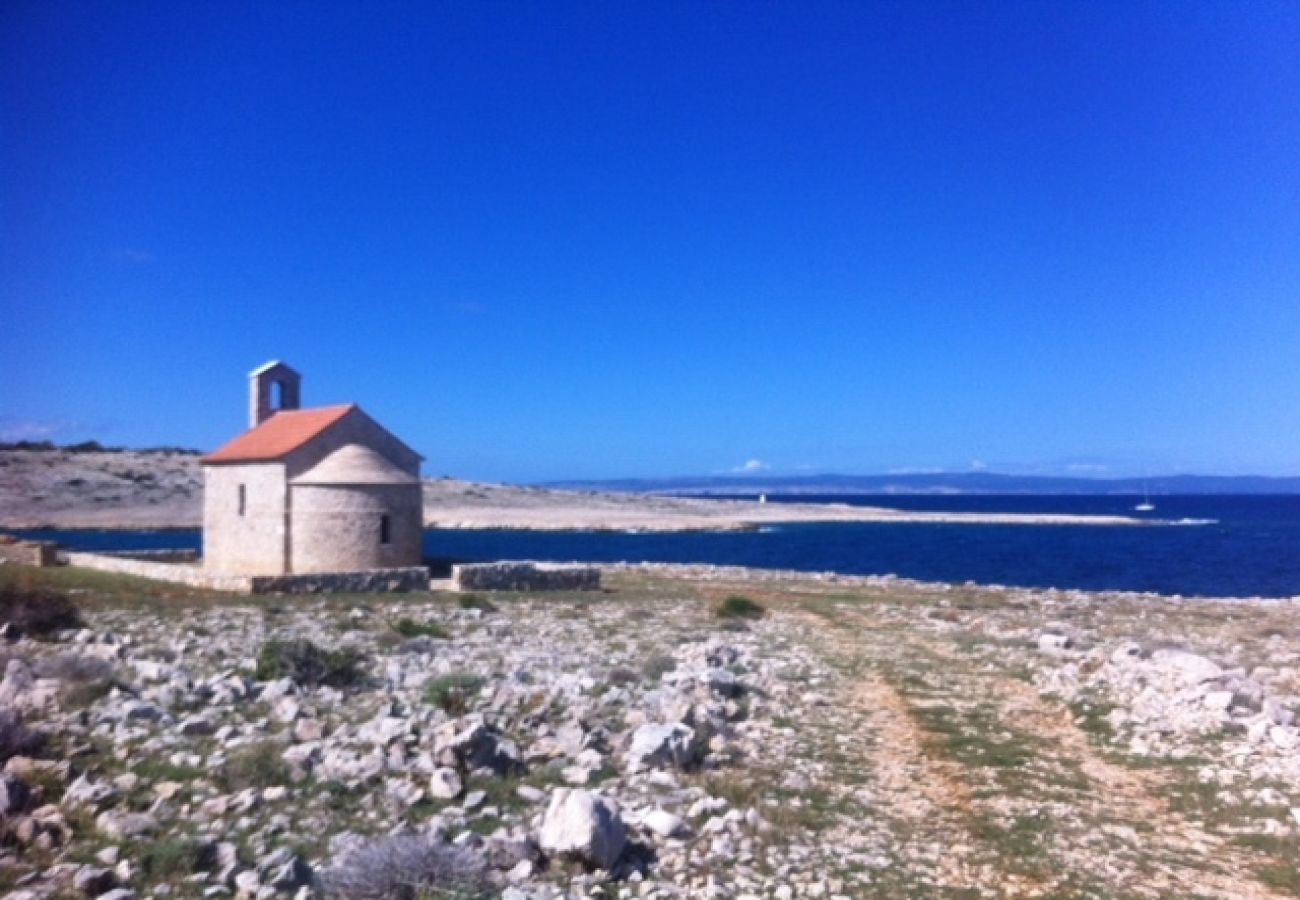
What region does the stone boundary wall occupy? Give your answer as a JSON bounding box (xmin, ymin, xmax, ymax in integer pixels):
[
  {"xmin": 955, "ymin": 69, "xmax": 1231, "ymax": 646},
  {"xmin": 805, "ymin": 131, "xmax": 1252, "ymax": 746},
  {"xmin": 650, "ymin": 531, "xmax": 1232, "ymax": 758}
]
[
  {"xmin": 451, "ymin": 561, "xmax": 601, "ymax": 592},
  {"xmin": 0, "ymin": 539, "xmax": 58, "ymax": 568},
  {"xmin": 63, "ymin": 552, "xmax": 254, "ymax": 591},
  {"xmin": 249, "ymin": 567, "xmax": 430, "ymax": 595},
  {"xmin": 64, "ymin": 551, "xmax": 429, "ymax": 595},
  {"xmin": 96, "ymin": 549, "xmax": 201, "ymax": 563}
]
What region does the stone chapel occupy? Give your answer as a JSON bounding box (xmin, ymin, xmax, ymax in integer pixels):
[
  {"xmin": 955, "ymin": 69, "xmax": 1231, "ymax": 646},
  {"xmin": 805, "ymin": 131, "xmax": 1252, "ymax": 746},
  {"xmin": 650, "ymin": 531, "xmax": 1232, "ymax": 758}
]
[{"xmin": 201, "ymin": 362, "xmax": 423, "ymax": 575}]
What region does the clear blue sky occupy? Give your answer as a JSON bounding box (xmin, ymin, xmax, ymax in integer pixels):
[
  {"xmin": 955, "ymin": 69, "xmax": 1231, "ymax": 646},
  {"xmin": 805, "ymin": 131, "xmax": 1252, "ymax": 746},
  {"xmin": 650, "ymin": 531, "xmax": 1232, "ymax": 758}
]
[{"xmin": 3, "ymin": 1, "xmax": 1299, "ymax": 482}]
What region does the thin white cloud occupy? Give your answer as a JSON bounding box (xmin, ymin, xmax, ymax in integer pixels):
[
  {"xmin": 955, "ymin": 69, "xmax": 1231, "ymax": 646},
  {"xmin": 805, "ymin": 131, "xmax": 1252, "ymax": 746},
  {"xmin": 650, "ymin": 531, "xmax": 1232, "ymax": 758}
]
[
  {"xmin": 969, "ymin": 459, "xmax": 988, "ymax": 471},
  {"xmin": 1066, "ymin": 463, "xmax": 1110, "ymax": 475},
  {"xmin": 732, "ymin": 459, "xmax": 769, "ymax": 474},
  {"xmin": 0, "ymin": 417, "xmax": 74, "ymax": 441}
]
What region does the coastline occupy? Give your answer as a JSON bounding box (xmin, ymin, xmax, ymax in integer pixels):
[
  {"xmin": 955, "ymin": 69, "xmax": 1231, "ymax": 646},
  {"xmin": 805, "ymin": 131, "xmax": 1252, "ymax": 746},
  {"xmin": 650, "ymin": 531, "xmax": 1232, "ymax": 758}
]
[
  {"xmin": 1, "ymin": 503, "xmax": 1147, "ymax": 534},
  {"xmin": 0, "ymin": 449, "xmax": 1146, "ymax": 533}
]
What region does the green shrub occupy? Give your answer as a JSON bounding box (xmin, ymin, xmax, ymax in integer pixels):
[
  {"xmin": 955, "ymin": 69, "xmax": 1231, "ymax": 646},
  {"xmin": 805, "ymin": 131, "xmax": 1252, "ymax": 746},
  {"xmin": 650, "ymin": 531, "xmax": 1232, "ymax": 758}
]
[
  {"xmin": 642, "ymin": 654, "xmax": 677, "ymax": 681},
  {"xmin": 456, "ymin": 594, "xmax": 497, "ymax": 613},
  {"xmin": 607, "ymin": 667, "xmax": 639, "ymax": 686},
  {"xmin": 425, "ymin": 675, "xmax": 486, "ymax": 715},
  {"xmin": 391, "ymin": 618, "xmax": 450, "ymax": 640},
  {"xmin": 0, "ymin": 708, "xmax": 45, "ymax": 763},
  {"xmin": 255, "ymin": 639, "xmax": 365, "ymax": 688},
  {"xmin": 714, "ymin": 595, "xmax": 766, "ymax": 620},
  {"xmin": 0, "ymin": 585, "xmax": 83, "ymax": 638},
  {"xmin": 220, "ymin": 741, "xmax": 291, "ymax": 791},
  {"xmin": 137, "ymin": 837, "xmax": 219, "ymax": 879}
]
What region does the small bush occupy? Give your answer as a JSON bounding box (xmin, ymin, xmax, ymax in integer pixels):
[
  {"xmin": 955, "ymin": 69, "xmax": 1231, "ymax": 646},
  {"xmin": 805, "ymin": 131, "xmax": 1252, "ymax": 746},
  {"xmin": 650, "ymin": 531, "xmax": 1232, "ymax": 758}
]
[
  {"xmin": 255, "ymin": 639, "xmax": 365, "ymax": 688},
  {"xmin": 607, "ymin": 667, "xmax": 639, "ymax": 686},
  {"xmin": 642, "ymin": 654, "xmax": 677, "ymax": 681},
  {"xmin": 715, "ymin": 595, "xmax": 766, "ymax": 620},
  {"xmin": 0, "ymin": 585, "xmax": 83, "ymax": 638},
  {"xmin": 425, "ymin": 675, "xmax": 486, "ymax": 716},
  {"xmin": 318, "ymin": 835, "xmax": 490, "ymax": 900},
  {"xmin": 220, "ymin": 741, "xmax": 291, "ymax": 791},
  {"xmin": 456, "ymin": 594, "xmax": 497, "ymax": 613},
  {"xmin": 137, "ymin": 837, "xmax": 219, "ymax": 879},
  {"xmin": 0, "ymin": 708, "xmax": 45, "ymax": 763},
  {"xmin": 391, "ymin": 618, "xmax": 450, "ymax": 640}
]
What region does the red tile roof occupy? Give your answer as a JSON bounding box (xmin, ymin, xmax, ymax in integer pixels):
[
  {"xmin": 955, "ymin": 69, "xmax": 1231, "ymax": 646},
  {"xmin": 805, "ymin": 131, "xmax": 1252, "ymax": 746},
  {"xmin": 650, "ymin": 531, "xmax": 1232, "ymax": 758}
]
[{"xmin": 202, "ymin": 405, "xmax": 354, "ymax": 464}]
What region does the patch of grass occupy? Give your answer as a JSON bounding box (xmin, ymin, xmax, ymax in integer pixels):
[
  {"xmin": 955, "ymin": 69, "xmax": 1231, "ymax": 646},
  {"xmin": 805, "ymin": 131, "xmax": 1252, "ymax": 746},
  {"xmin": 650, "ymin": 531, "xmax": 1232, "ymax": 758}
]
[
  {"xmin": 457, "ymin": 594, "xmax": 497, "ymax": 613},
  {"xmin": 714, "ymin": 595, "xmax": 765, "ymax": 620},
  {"xmin": 0, "ymin": 563, "xmax": 229, "ymax": 613},
  {"xmin": 970, "ymin": 813, "xmax": 1054, "ymax": 877},
  {"xmin": 133, "ymin": 757, "xmax": 207, "ymax": 784},
  {"xmin": 701, "ymin": 771, "xmax": 768, "ymax": 809},
  {"xmin": 219, "ymin": 741, "xmax": 291, "ymax": 792},
  {"xmin": 391, "ymin": 618, "xmax": 450, "ymax": 640},
  {"xmin": 909, "ymin": 703, "xmax": 1036, "ymax": 770},
  {"xmin": 1234, "ymin": 832, "xmax": 1296, "ymax": 855},
  {"xmin": 425, "ymin": 674, "xmax": 486, "ymax": 715},
  {"xmin": 1164, "ymin": 775, "xmax": 1222, "ymax": 818},
  {"xmin": 1258, "ymin": 862, "xmax": 1300, "ymax": 893},
  {"xmin": 135, "ymin": 836, "xmax": 218, "ymax": 880},
  {"xmin": 763, "ymin": 784, "xmax": 844, "ymax": 832},
  {"xmin": 1069, "ymin": 697, "xmax": 1117, "ymax": 743},
  {"xmin": 255, "ymin": 639, "xmax": 365, "ymax": 688}
]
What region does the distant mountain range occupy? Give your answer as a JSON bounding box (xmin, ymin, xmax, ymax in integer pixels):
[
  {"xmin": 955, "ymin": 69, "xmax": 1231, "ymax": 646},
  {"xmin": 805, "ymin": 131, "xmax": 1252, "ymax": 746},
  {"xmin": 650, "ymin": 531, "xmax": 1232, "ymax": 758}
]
[{"xmin": 542, "ymin": 472, "xmax": 1300, "ymax": 496}]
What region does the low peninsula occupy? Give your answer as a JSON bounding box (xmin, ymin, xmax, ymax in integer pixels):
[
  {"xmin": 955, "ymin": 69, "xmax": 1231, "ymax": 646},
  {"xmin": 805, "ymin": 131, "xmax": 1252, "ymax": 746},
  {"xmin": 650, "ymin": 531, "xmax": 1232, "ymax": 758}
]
[{"xmin": 0, "ymin": 449, "xmax": 1140, "ymax": 532}]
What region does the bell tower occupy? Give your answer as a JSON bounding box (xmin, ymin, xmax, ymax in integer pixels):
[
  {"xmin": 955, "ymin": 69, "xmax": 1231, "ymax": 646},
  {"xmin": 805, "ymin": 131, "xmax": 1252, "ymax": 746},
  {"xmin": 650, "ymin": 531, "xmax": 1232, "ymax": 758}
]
[{"xmin": 249, "ymin": 361, "xmax": 301, "ymax": 428}]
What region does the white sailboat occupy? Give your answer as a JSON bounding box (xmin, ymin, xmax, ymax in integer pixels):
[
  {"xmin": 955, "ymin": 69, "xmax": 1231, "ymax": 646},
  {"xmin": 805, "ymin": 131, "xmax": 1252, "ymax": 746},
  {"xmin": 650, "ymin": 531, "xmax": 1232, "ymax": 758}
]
[{"xmin": 1134, "ymin": 482, "xmax": 1155, "ymax": 512}]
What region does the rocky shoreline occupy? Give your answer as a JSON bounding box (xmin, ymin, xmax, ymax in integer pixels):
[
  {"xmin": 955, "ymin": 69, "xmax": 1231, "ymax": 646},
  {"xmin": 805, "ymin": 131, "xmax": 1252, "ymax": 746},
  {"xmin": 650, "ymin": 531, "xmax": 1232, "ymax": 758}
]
[{"xmin": 1, "ymin": 562, "xmax": 1299, "ymax": 897}]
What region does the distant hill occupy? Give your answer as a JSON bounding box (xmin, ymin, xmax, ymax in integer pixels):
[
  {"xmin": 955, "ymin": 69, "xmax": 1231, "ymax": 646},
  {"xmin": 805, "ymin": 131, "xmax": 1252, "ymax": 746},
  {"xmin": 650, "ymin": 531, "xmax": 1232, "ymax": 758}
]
[{"xmin": 542, "ymin": 472, "xmax": 1300, "ymax": 496}]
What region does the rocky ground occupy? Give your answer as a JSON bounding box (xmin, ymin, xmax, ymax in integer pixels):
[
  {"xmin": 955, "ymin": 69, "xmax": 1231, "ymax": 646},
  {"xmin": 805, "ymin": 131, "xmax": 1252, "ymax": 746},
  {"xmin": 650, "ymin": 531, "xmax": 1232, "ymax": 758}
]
[
  {"xmin": 0, "ymin": 451, "xmax": 203, "ymax": 530},
  {"xmin": 3, "ymin": 563, "xmax": 1298, "ymax": 898},
  {"xmin": 0, "ymin": 450, "xmax": 1136, "ymax": 532}
]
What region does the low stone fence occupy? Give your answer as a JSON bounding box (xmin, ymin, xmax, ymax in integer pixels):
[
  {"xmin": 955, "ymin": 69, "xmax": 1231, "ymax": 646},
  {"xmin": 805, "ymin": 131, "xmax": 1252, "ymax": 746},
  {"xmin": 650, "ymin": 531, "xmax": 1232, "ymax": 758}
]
[
  {"xmin": 451, "ymin": 561, "xmax": 601, "ymax": 592},
  {"xmin": 0, "ymin": 538, "xmax": 58, "ymax": 568},
  {"xmin": 63, "ymin": 551, "xmax": 429, "ymax": 595},
  {"xmin": 249, "ymin": 567, "xmax": 430, "ymax": 595},
  {"xmin": 103, "ymin": 548, "xmax": 201, "ymax": 563},
  {"xmin": 63, "ymin": 552, "xmax": 253, "ymax": 591}
]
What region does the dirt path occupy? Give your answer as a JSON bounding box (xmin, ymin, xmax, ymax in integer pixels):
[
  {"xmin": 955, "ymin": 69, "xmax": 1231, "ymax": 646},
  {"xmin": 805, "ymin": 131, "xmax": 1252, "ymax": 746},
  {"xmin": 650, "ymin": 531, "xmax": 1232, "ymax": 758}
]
[{"xmin": 784, "ymin": 599, "xmax": 1288, "ymax": 898}]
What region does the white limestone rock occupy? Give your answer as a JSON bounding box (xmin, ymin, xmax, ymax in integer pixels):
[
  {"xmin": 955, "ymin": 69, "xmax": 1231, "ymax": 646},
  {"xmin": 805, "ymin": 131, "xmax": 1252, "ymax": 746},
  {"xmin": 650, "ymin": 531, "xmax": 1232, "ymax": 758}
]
[
  {"xmin": 624, "ymin": 723, "xmax": 701, "ymax": 772},
  {"xmin": 643, "ymin": 808, "xmax": 688, "ymax": 839},
  {"xmin": 428, "ymin": 767, "xmax": 464, "ymax": 800},
  {"xmin": 1037, "ymin": 633, "xmax": 1073, "ymax": 655},
  {"xmin": 95, "ymin": 810, "xmax": 157, "ymax": 840},
  {"xmin": 537, "ymin": 788, "xmax": 627, "ymax": 870},
  {"xmin": 1150, "ymin": 649, "xmax": 1223, "ymax": 685}
]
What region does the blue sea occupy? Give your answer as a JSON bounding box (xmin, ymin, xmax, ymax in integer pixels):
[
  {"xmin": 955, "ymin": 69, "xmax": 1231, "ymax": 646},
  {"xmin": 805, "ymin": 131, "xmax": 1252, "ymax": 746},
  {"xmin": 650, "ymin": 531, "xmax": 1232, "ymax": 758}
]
[{"xmin": 10, "ymin": 494, "xmax": 1300, "ymax": 599}]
